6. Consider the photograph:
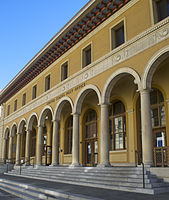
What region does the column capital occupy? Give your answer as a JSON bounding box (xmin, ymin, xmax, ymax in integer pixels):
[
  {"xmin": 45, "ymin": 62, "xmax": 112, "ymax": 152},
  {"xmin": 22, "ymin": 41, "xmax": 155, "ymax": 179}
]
[
  {"xmin": 99, "ymin": 103, "xmax": 111, "ymax": 107},
  {"xmin": 26, "ymin": 129, "xmax": 31, "ymax": 134},
  {"xmin": 71, "ymin": 112, "xmax": 80, "ymax": 116},
  {"xmin": 37, "ymin": 125, "xmax": 43, "ymax": 128},
  {"xmin": 138, "ymin": 88, "xmax": 152, "ymax": 94},
  {"xmin": 52, "ymin": 119, "xmax": 60, "ymax": 123}
]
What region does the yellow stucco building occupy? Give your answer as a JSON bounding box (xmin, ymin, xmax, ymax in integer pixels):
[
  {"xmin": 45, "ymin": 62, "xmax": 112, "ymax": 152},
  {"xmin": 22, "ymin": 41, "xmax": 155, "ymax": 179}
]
[{"xmin": 0, "ymin": 0, "xmax": 169, "ymax": 169}]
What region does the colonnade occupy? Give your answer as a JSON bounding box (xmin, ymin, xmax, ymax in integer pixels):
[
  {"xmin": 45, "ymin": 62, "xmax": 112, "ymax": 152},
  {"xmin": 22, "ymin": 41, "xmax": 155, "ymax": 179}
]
[{"xmin": 2, "ymin": 87, "xmax": 154, "ymax": 167}]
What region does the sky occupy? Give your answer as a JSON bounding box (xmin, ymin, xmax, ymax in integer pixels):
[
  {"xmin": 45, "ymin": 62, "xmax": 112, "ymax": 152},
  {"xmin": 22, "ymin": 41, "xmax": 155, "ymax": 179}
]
[{"xmin": 0, "ymin": 0, "xmax": 89, "ymax": 91}]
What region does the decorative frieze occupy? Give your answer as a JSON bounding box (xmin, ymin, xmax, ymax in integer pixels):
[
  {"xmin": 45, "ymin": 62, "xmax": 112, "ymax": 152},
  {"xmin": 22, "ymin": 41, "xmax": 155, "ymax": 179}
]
[{"xmin": 3, "ymin": 18, "xmax": 169, "ymax": 125}]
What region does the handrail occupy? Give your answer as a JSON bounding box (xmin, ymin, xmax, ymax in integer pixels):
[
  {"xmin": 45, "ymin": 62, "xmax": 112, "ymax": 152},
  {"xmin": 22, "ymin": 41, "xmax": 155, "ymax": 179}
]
[
  {"xmin": 4, "ymin": 157, "xmax": 35, "ymax": 174},
  {"xmin": 135, "ymin": 150, "xmax": 145, "ymax": 188},
  {"xmin": 18, "ymin": 157, "xmax": 35, "ymax": 175}
]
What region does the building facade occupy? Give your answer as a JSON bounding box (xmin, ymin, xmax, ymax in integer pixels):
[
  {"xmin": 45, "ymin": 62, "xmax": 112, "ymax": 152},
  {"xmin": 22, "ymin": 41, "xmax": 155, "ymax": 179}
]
[{"xmin": 0, "ymin": 0, "xmax": 169, "ymax": 167}]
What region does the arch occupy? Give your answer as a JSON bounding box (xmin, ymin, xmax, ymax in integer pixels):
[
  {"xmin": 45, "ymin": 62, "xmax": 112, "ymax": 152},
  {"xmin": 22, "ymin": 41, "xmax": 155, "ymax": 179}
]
[
  {"xmin": 54, "ymin": 96, "xmax": 73, "ymax": 121},
  {"xmin": 73, "ymin": 84, "xmax": 101, "ymax": 114},
  {"xmin": 4, "ymin": 127, "xmax": 10, "ymax": 139},
  {"xmin": 10, "ymin": 122, "xmax": 17, "ymax": 137},
  {"xmin": 27, "ymin": 112, "xmax": 39, "ymax": 131},
  {"xmin": 102, "ymin": 67, "xmax": 141, "ymax": 104},
  {"xmin": 38, "ymin": 105, "xmax": 54, "ymax": 126},
  {"xmin": 142, "ymin": 45, "xmax": 169, "ymax": 90},
  {"xmin": 18, "ymin": 118, "xmax": 27, "ymax": 134}
]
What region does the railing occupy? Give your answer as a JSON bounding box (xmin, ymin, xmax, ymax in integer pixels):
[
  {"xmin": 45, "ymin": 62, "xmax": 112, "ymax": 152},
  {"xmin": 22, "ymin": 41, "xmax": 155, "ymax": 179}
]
[
  {"xmin": 135, "ymin": 150, "xmax": 145, "ymax": 188},
  {"xmin": 154, "ymin": 146, "xmax": 169, "ymax": 167},
  {"xmin": 18, "ymin": 157, "xmax": 35, "ymax": 175},
  {"xmin": 4, "ymin": 157, "xmax": 35, "ymax": 174}
]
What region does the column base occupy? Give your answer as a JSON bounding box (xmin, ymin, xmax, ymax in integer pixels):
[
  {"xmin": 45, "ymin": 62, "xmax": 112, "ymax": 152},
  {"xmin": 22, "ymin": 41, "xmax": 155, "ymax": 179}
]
[
  {"xmin": 70, "ymin": 163, "xmax": 81, "ymax": 168},
  {"xmin": 50, "ymin": 163, "xmax": 59, "ymax": 167},
  {"xmin": 97, "ymin": 162, "xmax": 111, "ymax": 168}
]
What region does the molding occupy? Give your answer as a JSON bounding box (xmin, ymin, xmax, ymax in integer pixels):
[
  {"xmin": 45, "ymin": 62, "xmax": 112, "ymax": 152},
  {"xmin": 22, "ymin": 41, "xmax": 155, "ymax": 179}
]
[{"xmin": 3, "ymin": 17, "xmax": 169, "ymax": 125}]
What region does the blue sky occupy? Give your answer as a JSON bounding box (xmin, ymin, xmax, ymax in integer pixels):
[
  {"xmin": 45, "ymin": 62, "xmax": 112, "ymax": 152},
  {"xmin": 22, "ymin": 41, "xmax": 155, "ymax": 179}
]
[{"xmin": 0, "ymin": 0, "xmax": 89, "ymax": 90}]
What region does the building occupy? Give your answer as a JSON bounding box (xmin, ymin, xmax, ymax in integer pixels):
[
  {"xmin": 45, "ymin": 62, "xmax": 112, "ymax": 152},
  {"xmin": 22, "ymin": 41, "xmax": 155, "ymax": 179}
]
[{"xmin": 0, "ymin": 0, "xmax": 169, "ymax": 169}]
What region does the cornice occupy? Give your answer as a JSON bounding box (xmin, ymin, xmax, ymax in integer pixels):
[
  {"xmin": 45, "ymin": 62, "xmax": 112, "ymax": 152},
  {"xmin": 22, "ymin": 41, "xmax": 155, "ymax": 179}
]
[{"xmin": 0, "ymin": 0, "xmax": 130, "ymax": 104}]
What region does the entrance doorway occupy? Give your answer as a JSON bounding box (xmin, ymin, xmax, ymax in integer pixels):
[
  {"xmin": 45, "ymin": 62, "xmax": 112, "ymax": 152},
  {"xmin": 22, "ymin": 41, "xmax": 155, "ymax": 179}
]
[
  {"xmin": 84, "ymin": 109, "xmax": 98, "ymax": 166},
  {"xmin": 85, "ymin": 139, "xmax": 98, "ymax": 166}
]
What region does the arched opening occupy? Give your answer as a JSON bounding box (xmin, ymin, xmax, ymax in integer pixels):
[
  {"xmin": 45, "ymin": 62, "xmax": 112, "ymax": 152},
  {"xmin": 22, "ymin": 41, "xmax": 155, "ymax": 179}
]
[
  {"xmin": 64, "ymin": 115, "xmax": 73, "ymax": 155},
  {"xmin": 27, "ymin": 114, "xmax": 38, "ymax": 165},
  {"xmin": 11, "ymin": 124, "xmax": 17, "ymax": 163},
  {"xmin": 109, "ymin": 100, "xmax": 126, "ymax": 151},
  {"xmin": 18, "ymin": 120, "xmax": 26, "ymax": 162},
  {"xmin": 54, "ymin": 97, "xmax": 73, "ymax": 165},
  {"xmin": 39, "ymin": 107, "xmax": 53, "ymax": 166},
  {"xmin": 74, "ymin": 85, "xmax": 101, "ymax": 166},
  {"xmin": 3, "ymin": 128, "xmax": 10, "ymax": 162},
  {"xmin": 83, "ymin": 109, "xmax": 98, "ymax": 166},
  {"xmin": 142, "ymin": 48, "xmax": 169, "ymax": 166},
  {"xmin": 103, "ymin": 69, "xmax": 140, "ymax": 165}
]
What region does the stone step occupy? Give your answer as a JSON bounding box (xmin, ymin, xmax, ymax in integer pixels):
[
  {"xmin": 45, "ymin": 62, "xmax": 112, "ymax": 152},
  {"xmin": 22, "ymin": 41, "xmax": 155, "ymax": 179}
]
[
  {"xmin": 11, "ymin": 170, "xmax": 160, "ymax": 184},
  {"xmin": 6, "ymin": 166, "xmax": 169, "ymax": 195},
  {"xmin": 6, "ymin": 171, "xmax": 164, "ymax": 189},
  {"xmin": 0, "ymin": 178, "xmax": 102, "ymax": 200},
  {"xmin": 5, "ymin": 172, "xmax": 167, "ymax": 195},
  {"xmin": 16, "ymin": 167, "xmax": 149, "ymax": 175}
]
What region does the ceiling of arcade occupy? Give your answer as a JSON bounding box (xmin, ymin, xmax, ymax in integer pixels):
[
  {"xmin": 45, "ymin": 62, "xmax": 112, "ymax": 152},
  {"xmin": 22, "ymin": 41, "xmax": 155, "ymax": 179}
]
[{"xmin": 152, "ymin": 57, "xmax": 169, "ymax": 98}]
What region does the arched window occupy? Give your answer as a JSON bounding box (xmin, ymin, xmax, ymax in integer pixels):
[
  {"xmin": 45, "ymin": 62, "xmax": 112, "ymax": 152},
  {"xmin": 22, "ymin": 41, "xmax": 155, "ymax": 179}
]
[
  {"xmin": 31, "ymin": 127, "xmax": 36, "ymax": 157},
  {"xmin": 109, "ymin": 100, "xmax": 126, "ymax": 150},
  {"xmin": 65, "ymin": 116, "xmax": 73, "ymax": 154},
  {"xmin": 85, "ymin": 109, "xmax": 97, "ymax": 139},
  {"xmin": 150, "ymin": 89, "xmax": 166, "ymax": 147}
]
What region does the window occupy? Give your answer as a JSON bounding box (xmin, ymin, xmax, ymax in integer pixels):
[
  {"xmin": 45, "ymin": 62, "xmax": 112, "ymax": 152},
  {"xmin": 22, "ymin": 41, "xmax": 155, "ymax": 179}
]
[
  {"xmin": 7, "ymin": 105, "xmax": 10, "ymax": 116},
  {"xmin": 85, "ymin": 110, "xmax": 97, "ymax": 139},
  {"xmin": 150, "ymin": 88, "xmax": 166, "ymax": 148},
  {"xmin": 45, "ymin": 75, "xmax": 50, "ymax": 91},
  {"xmin": 22, "ymin": 93, "xmax": 26, "ymax": 106},
  {"xmin": 61, "ymin": 62, "xmax": 68, "ymax": 81},
  {"xmin": 150, "ymin": 89, "xmax": 166, "ymax": 128},
  {"xmin": 65, "ymin": 116, "xmax": 73, "ymax": 154},
  {"xmin": 109, "ymin": 100, "xmax": 126, "ymax": 150},
  {"xmin": 32, "ymin": 85, "xmax": 37, "ymax": 100},
  {"xmin": 111, "ymin": 21, "xmax": 125, "ymax": 49},
  {"xmin": 153, "ymin": 0, "xmax": 169, "ymax": 23},
  {"xmin": 82, "ymin": 44, "xmax": 91, "ymax": 68},
  {"xmin": 14, "ymin": 100, "xmax": 17, "ymax": 111}
]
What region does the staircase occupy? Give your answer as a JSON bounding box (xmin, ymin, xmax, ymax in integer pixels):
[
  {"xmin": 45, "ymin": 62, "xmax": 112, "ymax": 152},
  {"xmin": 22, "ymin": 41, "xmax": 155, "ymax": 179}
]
[{"xmin": 4, "ymin": 165, "xmax": 169, "ymax": 195}]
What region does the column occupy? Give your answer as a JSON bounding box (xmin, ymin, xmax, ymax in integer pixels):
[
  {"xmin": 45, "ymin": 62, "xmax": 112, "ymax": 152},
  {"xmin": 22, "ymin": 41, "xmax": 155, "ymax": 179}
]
[
  {"xmin": 99, "ymin": 104, "xmax": 111, "ymax": 167},
  {"xmin": 140, "ymin": 89, "xmax": 153, "ymax": 166},
  {"xmin": 36, "ymin": 125, "xmax": 43, "ymax": 166},
  {"xmin": 8, "ymin": 136, "xmax": 13, "ymax": 163},
  {"xmin": 51, "ymin": 120, "xmax": 59, "ymax": 166},
  {"xmin": 16, "ymin": 133, "xmax": 21, "ymax": 165},
  {"xmin": 25, "ymin": 130, "xmax": 31, "ymax": 165},
  {"xmin": 2, "ymin": 137, "xmax": 7, "ymax": 163},
  {"xmin": 71, "ymin": 113, "xmax": 80, "ymax": 166}
]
